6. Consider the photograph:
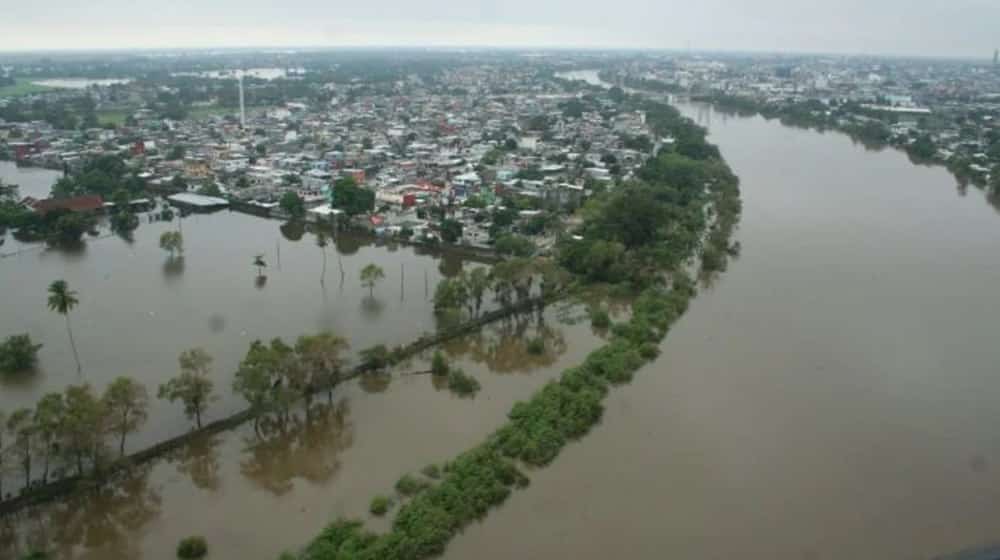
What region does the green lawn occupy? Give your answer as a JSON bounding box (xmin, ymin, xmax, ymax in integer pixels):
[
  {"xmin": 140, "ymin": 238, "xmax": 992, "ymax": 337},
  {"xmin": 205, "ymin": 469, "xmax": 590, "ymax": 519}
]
[
  {"xmin": 0, "ymin": 80, "xmax": 56, "ymax": 98},
  {"xmin": 96, "ymin": 110, "xmax": 130, "ymax": 126}
]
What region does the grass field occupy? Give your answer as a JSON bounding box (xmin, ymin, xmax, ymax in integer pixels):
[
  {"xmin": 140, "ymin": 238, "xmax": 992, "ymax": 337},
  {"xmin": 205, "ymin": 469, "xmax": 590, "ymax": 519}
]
[
  {"xmin": 0, "ymin": 80, "xmax": 56, "ymax": 98},
  {"xmin": 96, "ymin": 110, "xmax": 130, "ymax": 126}
]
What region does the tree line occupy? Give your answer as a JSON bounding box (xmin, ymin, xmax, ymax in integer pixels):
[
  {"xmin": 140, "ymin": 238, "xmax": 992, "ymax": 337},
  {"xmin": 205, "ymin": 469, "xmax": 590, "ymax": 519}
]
[{"xmin": 0, "ymin": 330, "xmax": 352, "ymax": 502}]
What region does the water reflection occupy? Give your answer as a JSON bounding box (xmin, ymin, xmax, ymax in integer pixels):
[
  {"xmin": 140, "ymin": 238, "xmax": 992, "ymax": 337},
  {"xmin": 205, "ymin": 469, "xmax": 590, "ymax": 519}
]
[
  {"xmin": 359, "ymin": 373, "xmax": 392, "ymax": 394},
  {"xmin": 438, "ymin": 252, "xmax": 464, "ymax": 278},
  {"xmin": 240, "ymin": 400, "xmax": 353, "ymax": 496},
  {"xmin": 359, "ymin": 296, "xmax": 385, "ymax": 319},
  {"xmin": 6, "ymin": 464, "xmax": 162, "ymax": 559},
  {"xmin": 280, "ymin": 221, "xmax": 305, "ymax": 242},
  {"xmin": 161, "ymin": 256, "xmax": 185, "ymax": 280},
  {"xmin": 440, "ymin": 311, "xmax": 568, "ymax": 373},
  {"xmin": 334, "ymin": 234, "xmax": 363, "ymax": 256},
  {"xmin": 170, "ymin": 433, "xmax": 222, "ymax": 492}
]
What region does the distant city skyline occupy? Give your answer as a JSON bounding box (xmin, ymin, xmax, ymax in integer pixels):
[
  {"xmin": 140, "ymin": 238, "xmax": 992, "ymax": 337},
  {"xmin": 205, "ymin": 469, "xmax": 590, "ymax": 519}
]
[{"xmin": 0, "ymin": 0, "xmax": 996, "ymax": 59}]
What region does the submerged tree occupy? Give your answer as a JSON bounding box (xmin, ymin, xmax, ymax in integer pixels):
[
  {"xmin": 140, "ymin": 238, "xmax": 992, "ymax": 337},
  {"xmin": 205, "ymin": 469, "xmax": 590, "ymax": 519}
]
[
  {"xmin": 159, "ymin": 231, "xmax": 184, "ymax": 259},
  {"xmin": 102, "ymin": 376, "xmax": 150, "ymax": 457},
  {"xmin": 33, "ymin": 392, "xmax": 64, "ymax": 483},
  {"xmin": 316, "ymin": 230, "xmax": 329, "ymax": 286},
  {"xmin": 295, "ymin": 332, "xmax": 350, "ymax": 404},
  {"xmin": 7, "ymin": 408, "xmax": 35, "ymax": 487},
  {"xmin": 159, "ymin": 348, "xmax": 217, "ymax": 429},
  {"xmin": 360, "ymin": 263, "xmax": 385, "ymax": 298},
  {"xmin": 60, "ymin": 383, "xmax": 107, "ymax": 476},
  {"xmin": 0, "ymin": 333, "xmax": 42, "ymax": 374},
  {"xmin": 253, "ymin": 254, "xmax": 268, "ymax": 289},
  {"xmin": 47, "ymin": 279, "xmax": 81, "ymax": 375},
  {"xmin": 463, "ymin": 268, "xmax": 491, "ymax": 317},
  {"xmin": 253, "ymin": 254, "xmax": 267, "ymax": 277}
]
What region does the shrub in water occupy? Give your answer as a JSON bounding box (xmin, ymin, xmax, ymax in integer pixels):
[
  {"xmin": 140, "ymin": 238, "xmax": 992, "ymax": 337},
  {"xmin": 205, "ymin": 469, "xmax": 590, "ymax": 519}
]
[
  {"xmin": 590, "ymin": 308, "xmax": 611, "ymax": 329},
  {"xmin": 421, "ymin": 464, "xmax": 441, "ymax": 479},
  {"xmin": 526, "ymin": 337, "xmax": 545, "ymax": 355},
  {"xmin": 431, "ymin": 351, "xmax": 449, "ymax": 376},
  {"xmin": 447, "ymin": 368, "xmax": 481, "ymax": 396},
  {"xmin": 176, "ymin": 536, "xmax": 208, "ymax": 559},
  {"xmin": 396, "ymin": 473, "xmax": 431, "ymax": 497},
  {"xmin": 370, "ymin": 495, "xmax": 392, "ymax": 516}
]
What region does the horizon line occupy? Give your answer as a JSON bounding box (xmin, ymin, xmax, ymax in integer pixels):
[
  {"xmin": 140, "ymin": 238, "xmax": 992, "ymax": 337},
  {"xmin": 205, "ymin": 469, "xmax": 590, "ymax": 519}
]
[{"xmin": 0, "ymin": 43, "xmax": 994, "ymax": 63}]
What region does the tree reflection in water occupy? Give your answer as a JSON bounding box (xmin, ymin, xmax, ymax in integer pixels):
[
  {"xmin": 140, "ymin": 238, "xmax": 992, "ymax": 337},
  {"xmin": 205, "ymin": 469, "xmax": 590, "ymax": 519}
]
[
  {"xmin": 3, "ymin": 464, "xmax": 162, "ymax": 559},
  {"xmin": 240, "ymin": 400, "xmax": 354, "ymax": 496},
  {"xmin": 162, "ymin": 255, "xmax": 185, "ymax": 280},
  {"xmin": 280, "ymin": 221, "xmax": 305, "ymax": 242},
  {"xmin": 439, "ymin": 310, "xmax": 568, "ymax": 374},
  {"xmin": 359, "ymin": 372, "xmax": 392, "ymax": 394},
  {"xmin": 170, "ymin": 433, "xmax": 222, "ymax": 492}
]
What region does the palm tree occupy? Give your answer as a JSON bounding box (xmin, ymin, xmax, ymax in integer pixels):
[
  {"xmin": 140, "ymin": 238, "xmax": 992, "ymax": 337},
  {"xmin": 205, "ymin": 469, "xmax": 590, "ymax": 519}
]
[
  {"xmin": 48, "ymin": 280, "xmax": 81, "ymax": 374},
  {"xmin": 316, "ymin": 230, "xmax": 328, "ymax": 286},
  {"xmin": 253, "ymin": 254, "xmax": 267, "ymax": 278}
]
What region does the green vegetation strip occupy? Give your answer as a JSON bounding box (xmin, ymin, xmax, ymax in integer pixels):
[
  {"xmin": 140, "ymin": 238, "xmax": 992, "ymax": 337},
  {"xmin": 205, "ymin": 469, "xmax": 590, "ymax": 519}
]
[
  {"xmin": 0, "ymin": 81, "xmax": 56, "ymax": 98},
  {"xmin": 284, "ymin": 284, "xmax": 695, "ymax": 560}
]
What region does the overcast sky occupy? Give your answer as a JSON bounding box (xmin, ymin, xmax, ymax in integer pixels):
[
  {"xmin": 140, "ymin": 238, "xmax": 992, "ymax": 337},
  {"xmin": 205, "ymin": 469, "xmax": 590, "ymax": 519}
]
[{"xmin": 0, "ymin": 0, "xmax": 996, "ymax": 58}]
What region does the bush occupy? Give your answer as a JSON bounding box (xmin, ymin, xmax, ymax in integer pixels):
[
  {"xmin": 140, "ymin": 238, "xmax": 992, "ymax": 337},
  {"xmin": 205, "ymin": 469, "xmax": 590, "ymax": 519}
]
[
  {"xmin": 360, "ymin": 344, "xmax": 391, "ymax": 371},
  {"xmin": 590, "ymin": 308, "xmax": 611, "ymax": 329},
  {"xmin": 526, "ymin": 337, "xmax": 545, "ymax": 355},
  {"xmin": 370, "ymin": 495, "xmax": 392, "ymax": 516},
  {"xmin": 639, "ymin": 342, "xmax": 661, "ymax": 359},
  {"xmin": 447, "ymin": 369, "xmax": 481, "ymax": 396},
  {"xmin": 176, "ymin": 536, "xmax": 208, "ymax": 559},
  {"xmin": 421, "ymin": 464, "xmax": 441, "ymax": 479},
  {"xmin": 396, "ymin": 474, "xmax": 431, "ymax": 497},
  {"xmin": 430, "ymin": 351, "xmax": 449, "ymax": 376},
  {"xmin": 0, "ymin": 333, "xmax": 42, "ymax": 373}
]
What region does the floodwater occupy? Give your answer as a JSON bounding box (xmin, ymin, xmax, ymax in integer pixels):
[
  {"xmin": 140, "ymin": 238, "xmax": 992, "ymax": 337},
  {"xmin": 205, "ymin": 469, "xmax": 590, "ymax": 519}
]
[
  {"xmin": 0, "ymin": 195, "xmax": 478, "ymax": 453},
  {"xmin": 30, "ymin": 79, "xmax": 132, "ymax": 89},
  {"xmin": 2, "ymin": 302, "xmax": 608, "ymax": 559},
  {"xmin": 0, "ymin": 162, "xmax": 60, "ymax": 199},
  {"xmin": 442, "ymin": 104, "xmax": 1000, "ymax": 560}
]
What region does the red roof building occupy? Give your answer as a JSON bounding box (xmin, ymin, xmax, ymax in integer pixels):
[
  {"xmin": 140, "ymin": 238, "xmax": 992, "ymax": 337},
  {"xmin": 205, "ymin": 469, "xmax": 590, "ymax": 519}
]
[{"xmin": 32, "ymin": 195, "xmax": 104, "ymax": 215}]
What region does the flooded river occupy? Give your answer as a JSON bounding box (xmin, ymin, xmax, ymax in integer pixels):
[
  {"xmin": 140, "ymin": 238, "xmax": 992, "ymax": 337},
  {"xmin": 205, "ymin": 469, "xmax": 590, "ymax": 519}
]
[{"xmin": 442, "ymin": 104, "xmax": 1000, "ymax": 560}]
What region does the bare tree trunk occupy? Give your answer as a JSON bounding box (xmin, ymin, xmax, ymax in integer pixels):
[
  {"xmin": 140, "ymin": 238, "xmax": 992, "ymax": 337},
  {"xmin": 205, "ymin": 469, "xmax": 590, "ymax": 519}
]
[
  {"xmin": 42, "ymin": 446, "xmax": 50, "ymax": 483},
  {"xmin": 22, "ymin": 449, "xmax": 31, "ymax": 488},
  {"xmin": 66, "ymin": 314, "xmax": 81, "ymax": 375},
  {"xmin": 321, "ymin": 247, "xmax": 327, "ymax": 286}
]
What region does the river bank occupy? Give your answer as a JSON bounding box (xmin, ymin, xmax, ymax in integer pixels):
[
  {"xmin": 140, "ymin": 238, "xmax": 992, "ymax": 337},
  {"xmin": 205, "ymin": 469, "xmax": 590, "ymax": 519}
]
[
  {"xmin": 440, "ymin": 101, "xmax": 1000, "ymax": 560},
  {"xmin": 696, "ymin": 93, "xmax": 996, "ymax": 191}
]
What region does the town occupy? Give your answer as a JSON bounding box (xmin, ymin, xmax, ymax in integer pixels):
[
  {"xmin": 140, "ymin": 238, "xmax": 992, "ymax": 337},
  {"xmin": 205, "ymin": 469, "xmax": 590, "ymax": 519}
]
[
  {"xmin": 601, "ymin": 51, "xmax": 1000, "ymax": 190},
  {"xmin": 1, "ymin": 52, "xmax": 667, "ymax": 254}
]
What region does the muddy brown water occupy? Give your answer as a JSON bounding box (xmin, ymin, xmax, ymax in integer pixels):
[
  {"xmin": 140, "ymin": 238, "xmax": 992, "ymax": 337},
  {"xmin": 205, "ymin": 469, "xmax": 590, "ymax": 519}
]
[
  {"xmin": 441, "ymin": 103, "xmax": 1000, "ymax": 560},
  {"xmin": 2, "ymin": 301, "xmax": 609, "ymax": 559}
]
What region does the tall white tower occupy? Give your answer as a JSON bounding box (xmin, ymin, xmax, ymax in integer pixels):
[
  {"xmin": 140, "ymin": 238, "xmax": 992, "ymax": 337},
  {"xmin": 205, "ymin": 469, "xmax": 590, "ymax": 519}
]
[{"xmin": 238, "ymin": 72, "xmax": 246, "ymax": 129}]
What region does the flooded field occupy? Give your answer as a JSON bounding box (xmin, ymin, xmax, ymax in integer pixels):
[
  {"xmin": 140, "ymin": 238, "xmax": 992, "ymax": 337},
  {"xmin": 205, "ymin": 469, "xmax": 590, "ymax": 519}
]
[
  {"xmin": 2, "ymin": 302, "xmax": 609, "ymax": 559},
  {"xmin": 0, "ymin": 191, "xmax": 474, "ymax": 450}
]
